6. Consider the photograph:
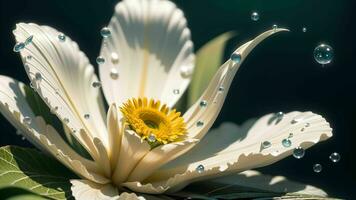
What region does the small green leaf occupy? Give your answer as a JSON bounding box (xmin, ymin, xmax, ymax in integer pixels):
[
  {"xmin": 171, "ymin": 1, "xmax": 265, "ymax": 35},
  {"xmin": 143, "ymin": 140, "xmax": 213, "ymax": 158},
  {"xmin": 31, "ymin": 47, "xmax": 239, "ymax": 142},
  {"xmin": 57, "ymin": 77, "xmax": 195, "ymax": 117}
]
[
  {"xmin": 0, "ymin": 187, "xmax": 48, "ymax": 200},
  {"xmin": 188, "ymin": 31, "xmax": 236, "ymax": 106},
  {"xmin": 0, "ymin": 145, "xmax": 77, "ymax": 199}
]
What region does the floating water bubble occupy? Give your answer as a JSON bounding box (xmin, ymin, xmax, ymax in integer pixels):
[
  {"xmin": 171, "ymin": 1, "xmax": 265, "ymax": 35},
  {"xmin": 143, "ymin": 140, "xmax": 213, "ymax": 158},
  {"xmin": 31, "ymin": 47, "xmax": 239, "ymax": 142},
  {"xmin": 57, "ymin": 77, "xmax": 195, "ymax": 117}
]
[
  {"xmin": 92, "ymin": 81, "xmax": 102, "ymax": 88},
  {"xmin": 58, "ymin": 33, "xmax": 66, "ymax": 42},
  {"xmin": 180, "ymin": 66, "xmax": 192, "ymax": 78},
  {"xmin": 100, "ymin": 27, "xmax": 111, "ymax": 38},
  {"xmin": 13, "ymin": 42, "xmax": 25, "ymax": 52},
  {"xmin": 329, "ymin": 152, "xmax": 340, "ymax": 163},
  {"xmin": 111, "ymin": 52, "xmax": 119, "ymax": 64},
  {"xmin": 282, "ymin": 138, "xmax": 292, "ymax": 147},
  {"xmin": 110, "ymin": 68, "xmax": 119, "ymax": 80},
  {"xmin": 302, "ymin": 27, "xmax": 307, "ymax": 32},
  {"xmin": 314, "ymin": 43, "xmax": 334, "ymax": 65},
  {"xmin": 35, "ymin": 73, "xmax": 42, "ymax": 82},
  {"xmin": 23, "ymin": 116, "xmax": 31, "ymax": 125},
  {"xmin": 251, "ymin": 11, "xmax": 259, "ymax": 21},
  {"xmin": 230, "ymin": 53, "xmax": 241, "ymax": 64},
  {"xmin": 218, "ymin": 86, "xmax": 225, "ymax": 92},
  {"xmin": 96, "ymin": 56, "xmax": 105, "ymax": 65},
  {"xmin": 147, "ymin": 134, "xmax": 156, "ymax": 143},
  {"xmin": 84, "ymin": 114, "xmax": 90, "ymax": 119},
  {"xmin": 261, "ymin": 141, "xmax": 271, "ymax": 149},
  {"xmin": 25, "ymin": 35, "xmax": 33, "ymax": 45},
  {"xmin": 272, "ymin": 24, "xmax": 278, "ymax": 31},
  {"xmin": 313, "ymin": 163, "xmax": 322, "ymax": 173},
  {"xmin": 196, "ymin": 121, "xmax": 204, "ymax": 127},
  {"xmin": 199, "ymin": 100, "xmax": 208, "ymax": 108},
  {"xmin": 196, "ymin": 164, "xmax": 204, "ymax": 173},
  {"xmin": 293, "ymin": 147, "xmax": 305, "ymax": 159},
  {"xmin": 173, "ymin": 89, "xmax": 180, "ymax": 95}
]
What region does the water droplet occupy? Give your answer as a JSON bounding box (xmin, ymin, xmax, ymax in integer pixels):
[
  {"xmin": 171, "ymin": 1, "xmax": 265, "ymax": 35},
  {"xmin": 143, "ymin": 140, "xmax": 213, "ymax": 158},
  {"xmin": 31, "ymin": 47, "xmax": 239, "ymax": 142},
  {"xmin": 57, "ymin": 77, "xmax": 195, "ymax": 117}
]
[
  {"xmin": 251, "ymin": 11, "xmax": 259, "ymax": 21},
  {"xmin": 199, "ymin": 100, "xmax": 208, "ymax": 108},
  {"xmin": 84, "ymin": 114, "xmax": 90, "ymax": 119},
  {"xmin": 291, "ymin": 118, "xmax": 301, "ymax": 124},
  {"xmin": 218, "ymin": 86, "xmax": 225, "ymax": 92},
  {"xmin": 180, "ymin": 66, "xmax": 193, "ymax": 78},
  {"xmin": 92, "ymin": 81, "xmax": 102, "ymax": 88},
  {"xmin": 23, "ymin": 116, "xmax": 31, "ymax": 125},
  {"xmin": 261, "ymin": 141, "xmax": 271, "ymax": 149},
  {"xmin": 196, "ymin": 121, "xmax": 204, "ymax": 127},
  {"xmin": 63, "ymin": 118, "xmax": 69, "ymax": 123},
  {"xmin": 329, "ymin": 152, "xmax": 340, "ymax": 163},
  {"xmin": 58, "ymin": 33, "xmax": 66, "ymax": 42},
  {"xmin": 51, "ymin": 106, "xmax": 59, "ymax": 114},
  {"xmin": 30, "ymin": 81, "xmax": 35, "ymax": 89},
  {"xmin": 314, "ymin": 43, "xmax": 334, "ymax": 65},
  {"xmin": 196, "ymin": 164, "xmax": 204, "ymax": 173},
  {"xmin": 305, "ymin": 123, "xmax": 310, "ymax": 127},
  {"xmin": 147, "ymin": 134, "xmax": 156, "ymax": 143},
  {"xmin": 35, "ymin": 73, "xmax": 42, "ymax": 82},
  {"xmin": 110, "ymin": 68, "xmax": 119, "ymax": 80},
  {"xmin": 293, "ymin": 147, "xmax": 305, "ymax": 159},
  {"xmin": 313, "ymin": 163, "xmax": 322, "ymax": 173},
  {"xmin": 13, "ymin": 42, "xmax": 25, "ymax": 52},
  {"xmin": 302, "ymin": 27, "xmax": 307, "ymax": 32},
  {"xmin": 26, "ymin": 55, "xmax": 32, "ymax": 60},
  {"xmin": 230, "ymin": 53, "xmax": 241, "ymax": 64},
  {"xmin": 96, "ymin": 56, "xmax": 105, "ymax": 65},
  {"xmin": 100, "ymin": 27, "xmax": 111, "ymax": 38},
  {"xmin": 111, "ymin": 52, "xmax": 119, "ymax": 64},
  {"xmin": 300, "ymin": 127, "xmax": 305, "ymax": 132},
  {"xmin": 288, "ymin": 133, "xmax": 293, "ymax": 138},
  {"xmin": 272, "ymin": 24, "xmax": 278, "ymax": 31},
  {"xmin": 25, "ymin": 35, "xmax": 33, "ymax": 45},
  {"xmin": 282, "ymin": 138, "xmax": 292, "ymax": 147},
  {"xmin": 173, "ymin": 89, "xmax": 180, "ymax": 95}
]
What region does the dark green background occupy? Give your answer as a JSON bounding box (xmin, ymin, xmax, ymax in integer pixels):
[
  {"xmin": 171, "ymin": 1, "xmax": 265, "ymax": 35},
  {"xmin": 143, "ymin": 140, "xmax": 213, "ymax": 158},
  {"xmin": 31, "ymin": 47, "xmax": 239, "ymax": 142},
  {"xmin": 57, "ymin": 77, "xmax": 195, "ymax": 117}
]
[{"xmin": 0, "ymin": 0, "xmax": 355, "ymax": 198}]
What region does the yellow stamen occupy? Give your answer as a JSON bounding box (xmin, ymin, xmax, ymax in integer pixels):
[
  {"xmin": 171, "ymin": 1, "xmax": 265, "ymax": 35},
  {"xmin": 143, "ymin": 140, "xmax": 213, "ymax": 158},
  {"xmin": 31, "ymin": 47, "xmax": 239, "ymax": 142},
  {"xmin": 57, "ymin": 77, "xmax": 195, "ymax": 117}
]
[{"xmin": 120, "ymin": 98, "xmax": 187, "ymax": 144}]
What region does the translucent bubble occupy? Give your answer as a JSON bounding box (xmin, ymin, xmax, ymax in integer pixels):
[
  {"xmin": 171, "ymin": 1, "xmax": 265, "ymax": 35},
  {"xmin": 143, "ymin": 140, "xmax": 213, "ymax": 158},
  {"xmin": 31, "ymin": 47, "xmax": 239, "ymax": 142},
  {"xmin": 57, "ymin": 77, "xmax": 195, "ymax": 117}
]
[
  {"xmin": 110, "ymin": 68, "xmax": 119, "ymax": 80},
  {"xmin": 282, "ymin": 138, "xmax": 292, "ymax": 147},
  {"xmin": 147, "ymin": 134, "xmax": 156, "ymax": 143},
  {"xmin": 329, "ymin": 152, "xmax": 340, "ymax": 163},
  {"xmin": 173, "ymin": 89, "xmax": 180, "ymax": 95},
  {"xmin": 302, "ymin": 27, "xmax": 307, "ymax": 32},
  {"xmin": 84, "ymin": 114, "xmax": 90, "ymax": 119},
  {"xmin": 96, "ymin": 56, "xmax": 105, "ymax": 65},
  {"xmin": 293, "ymin": 147, "xmax": 305, "ymax": 159},
  {"xmin": 196, "ymin": 164, "xmax": 204, "ymax": 173},
  {"xmin": 196, "ymin": 121, "xmax": 204, "ymax": 127},
  {"xmin": 261, "ymin": 141, "xmax": 271, "ymax": 149},
  {"xmin": 313, "ymin": 163, "xmax": 322, "ymax": 173},
  {"xmin": 100, "ymin": 27, "xmax": 111, "ymax": 38},
  {"xmin": 230, "ymin": 53, "xmax": 241, "ymax": 64},
  {"xmin": 199, "ymin": 100, "xmax": 208, "ymax": 108},
  {"xmin": 25, "ymin": 35, "xmax": 33, "ymax": 45},
  {"xmin": 58, "ymin": 33, "xmax": 66, "ymax": 42},
  {"xmin": 314, "ymin": 43, "xmax": 334, "ymax": 65},
  {"xmin": 272, "ymin": 24, "xmax": 278, "ymax": 31},
  {"xmin": 251, "ymin": 11, "xmax": 259, "ymax": 21},
  {"xmin": 92, "ymin": 81, "xmax": 102, "ymax": 88},
  {"xmin": 13, "ymin": 42, "xmax": 25, "ymax": 52}
]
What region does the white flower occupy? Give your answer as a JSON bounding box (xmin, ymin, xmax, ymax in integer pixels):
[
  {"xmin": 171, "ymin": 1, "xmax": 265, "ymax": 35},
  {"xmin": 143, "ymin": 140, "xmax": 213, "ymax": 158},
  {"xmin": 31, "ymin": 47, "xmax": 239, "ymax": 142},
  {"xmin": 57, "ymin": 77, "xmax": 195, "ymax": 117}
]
[{"xmin": 0, "ymin": 0, "xmax": 332, "ymax": 199}]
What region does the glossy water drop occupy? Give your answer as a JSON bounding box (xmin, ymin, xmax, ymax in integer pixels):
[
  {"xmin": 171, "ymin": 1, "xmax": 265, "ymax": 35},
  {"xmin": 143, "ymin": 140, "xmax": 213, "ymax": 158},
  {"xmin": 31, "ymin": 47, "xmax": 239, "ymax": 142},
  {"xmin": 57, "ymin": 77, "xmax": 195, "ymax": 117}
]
[
  {"xmin": 13, "ymin": 42, "xmax": 25, "ymax": 52},
  {"xmin": 261, "ymin": 141, "xmax": 271, "ymax": 149},
  {"xmin": 199, "ymin": 100, "xmax": 208, "ymax": 108},
  {"xmin": 291, "ymin": 118, "xmax": 301, "ymax": 124},
  {"xmin": 25, "ymin": 35, "xmax": 33, "ymax": 45},
  {"xmin": 218, "ymin": 86, "xmax": 225, "ymax": 92},
  {"xmin": 313, "ymin": 164, "xmax": 322, "ymax": 173},
  {"xmin": 288, "ymin": 133, "xmax": 293, "ymax": 138},
  {"xmin": 63, "ymin": 118, "xmax": 69, "ymax": 123},
  {"xmin": 96, "ymin": 56, "xmax": 105, "ymax": 65},
  {"xmin": 173, "ymin": 89, "xmax": 180, "ymax": 95},
  {"xmin": 180, "ymin": 66, "xmax": 193, "ymax": 78},
  {"xmin": 196, "ymin": 164, "xmax": 204, "ymax": 173},
  {"xmin": 100, "ymin": 27, "xmax": 111, "ymax": 38},
  {"xmin": 272, "ymin": 24, "xmax": 278, "ymax": 31},
  {"xmin": 58, "ymin": 33, "xmax": 66, "ymax": 42},
  {"xmin": 230, "ymin": 53, "xmax": 241, "ymax": 64},
  {"xmin": 196, "ymin": 121, "xmax": 204, "ymax": 127},
  {"xmin": 111, "ymin": 52, "xmax": 119, "ymax": 64},
  {"xmin": 293, "ymin": 147, "xmax": 305, "ymax": 159},
  {"xmin": 251, "ymin": 11, "xmax": 259, "ymax": 21},
  {"xmin": 92, "ymin": 81, "xmax": 102, "ymax": 88},
  {"xmin": 23, "ymin": 116, "xmax": 31, "ymax": 125},
  {"xmin": 26, "ymin": 55, "xmax": 32, "ymax": 60},
  {"xmin": 110, "ymin": 68, "xmax": 119, "ymax": 80},
  {"xmin": 35, "ymin": 73, "xmax": 42, "ymax": 82},
  {"xmin": 302, "ymin": 27, "xmax": 307, "ymax": 32},
  {"xmin": 329, "ymin": 152, "xmax": 341, "ymax": 163},
  {"xmin": 147, "ymin": 134, "xmax": 156, "ymax": 143},
  {"xmin": 314, "ymin": 44, "xmax": 334, "ymax": 65},
  {"xmin": 84, "ymin": 114, "xmax": 90, "ymax": 119},
  {"xmin": 282, "ymin": 138, "xmax": 292, "ymax": 147},
  {"xmin": 305, "ymin": 123, "xmax": 310, "ymax": 127}
]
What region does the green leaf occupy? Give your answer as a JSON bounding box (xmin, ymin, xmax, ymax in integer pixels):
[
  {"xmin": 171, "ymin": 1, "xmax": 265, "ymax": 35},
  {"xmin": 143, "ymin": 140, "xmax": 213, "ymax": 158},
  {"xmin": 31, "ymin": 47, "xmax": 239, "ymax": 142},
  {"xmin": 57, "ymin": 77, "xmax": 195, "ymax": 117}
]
[
  {"xmin": 0, "ymin": 187, "xmax": 48, "ymax": 200},
  {"xmin": 0, "ymin": 145, "xmax": 77, "ymax": 200},
  {"xmin": 188, "ymin": 31, "xmax": 236, "ymax": 106}
]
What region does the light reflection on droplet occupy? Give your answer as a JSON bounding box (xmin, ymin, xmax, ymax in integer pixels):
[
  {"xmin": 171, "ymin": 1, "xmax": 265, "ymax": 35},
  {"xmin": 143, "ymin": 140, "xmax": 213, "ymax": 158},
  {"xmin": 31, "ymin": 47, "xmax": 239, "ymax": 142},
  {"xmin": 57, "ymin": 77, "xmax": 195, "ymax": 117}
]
[
  {"xmin": 329, "ymin": 152, "xmax": 340, "ymax": 163},
  {"xmin": 293, "ymin": 146, "xmax": 305, "ymax": 159},
  {"xmin": 313, "ymin": 163, "xmax": 322, "ymax": 173}
]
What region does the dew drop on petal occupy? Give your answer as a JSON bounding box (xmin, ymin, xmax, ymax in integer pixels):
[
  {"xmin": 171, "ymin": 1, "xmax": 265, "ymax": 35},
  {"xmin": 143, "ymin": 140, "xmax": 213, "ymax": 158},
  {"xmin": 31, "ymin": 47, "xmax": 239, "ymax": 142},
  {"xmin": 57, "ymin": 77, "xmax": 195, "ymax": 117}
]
[
  {"xmin": 92, "ymin": 81, "xmax": 102, "ymax": 88},
  {"xmin": 196, "ymin": 121, "xmax": 204, "ymax": 127},
  {"xmin": 25, "ymin": 35, "xmax": 33, "ymax": 45},
  {"xmin": 313, "ymin": 163, "xmax": 322, "ymax": 173},
  {"xmin": 199, "ymin": 100, "xmax": 208, "ymax": 108},
  {"xmin": 110, "ymin": 68, "xmax": 119, "ymax": 80},
  {"xmin": 96, "ymin": 56, "xmax": 105, "ymax": 65},
  {"xmin": 111, "ymin": 52, "xmax": 119, "ymax": 64},
  {"xmin": 218, "ymin": 86, "xmax": 225, "ymax": 92},
  {"xmin": 282, "ymin": 138, "xmax": 292, "ymax": 147},
  {"xmin": 305, "ymin": 123, "xmax": 310, "ymax": 127},
  {"xmin": 293, "ymin": 146, "xmax": 305, "ymax": 159},
  {"xmin": 230, "ymin": 53, "xmax": 241, "ymax": 64},
  {"xmin": 314, "ymin": 43, "xmax": 334, "ymax": 65},
  {"xmin": 329, "ymin": 152, "xmax": 341, "ymax": 163},
  {"xmin": 84, "ymin": 114, "xmax": 90, "ymax": 119},
  {"xmin": 26, "ymin": 55, "xmax": 32, "ymax": 61},
  {"xmin": 196, "ymin": 164, "xmax": 204, "ymax": 173},
  {"xmin": 261, "ymin": 141, "xmax": 271, "ymax": 149},
  {"xmin": 173, "ymin": 89, "xmax": 180, "ymax": 95},
  {"xmin": 35, "ymin": 73, "xmax": 42, "ymax": 82},
  {"xmin": 251, "ymin": 11, "xmax": 259, "ymax": 21},
  {"xmin": 147, "ymin": 134, "xmax": 156, "ymax": 143},
  {"xmin": 272, "ymin": 24, "xmax": 278, "ymax": 31},
  {"xmin": 180, "ymin": 66, "xmax": 193, "ymax": 78},
  {"xmin": 100, "ymin": 27, "xmax": 111, "ymax": 38},
  {"xmin": 63, "ymin": 118, "xmax": 69, "ymax": 123},
  {"xmin": 23, "ymin": 116, "xmax": 31, "ymax": 125},
  {"xmin": 58, "ymin": 33, "xmax": 66, "ymax": 42},
  {"xmin": 288, "ymin": 133, "xmax": 294, "ymax": 138},
  {"xmin": 13, "ymin": 42, "xmax": 25, "ymax": 52}
]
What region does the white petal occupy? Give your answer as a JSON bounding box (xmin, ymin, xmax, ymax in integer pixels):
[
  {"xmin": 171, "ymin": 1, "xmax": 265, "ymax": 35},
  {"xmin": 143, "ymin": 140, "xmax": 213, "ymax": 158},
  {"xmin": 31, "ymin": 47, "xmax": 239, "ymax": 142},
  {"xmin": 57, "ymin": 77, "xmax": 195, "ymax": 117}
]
[
  {"xmin": 107, "ymin": 104, "xmax": 123, "ymax": 170},
  {"xmin": 209, "ymin": 170, "xmax": 327, "ymax": 196},
  {"xmin": 0, "ymin": 76, "xmax": 108, "ymax": 184},
  {"xmin": 99, "ymin": 0, "xmax": 194, "ymax": 107},
  {"xmin": 145, "ymin": 111, "xmax": 332, "ymax": 192},
  {"xmin": 112, "ymin": 129, "xmax": 150, "ymax": 185},
  {"xmin": 13, "ymin": 23, "xmax": 108, "ymax": 153},
  {"xmin": 70, "ymin": 179, "xmax": 119, "ymax": 200}
]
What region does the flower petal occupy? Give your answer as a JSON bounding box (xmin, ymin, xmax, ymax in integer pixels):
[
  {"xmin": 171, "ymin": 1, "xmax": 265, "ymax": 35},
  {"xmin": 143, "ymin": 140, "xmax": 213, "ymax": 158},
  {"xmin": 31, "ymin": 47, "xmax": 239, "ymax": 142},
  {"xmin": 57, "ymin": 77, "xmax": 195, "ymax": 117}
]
[
  {"xmin": 0, "ymin": 76, "xmax": 108, "ymax": 184},
  {"xmin": 112, "ymin": 129, "xmax": 151, "ymax": 185},
  {"xmin": 144, "ymin": 111, "xmax": 331, "ymax": 192},
  {"xmin": 70, "ymin": 179, "xmax": 120, "ymax": 200},
  {"xmin": 99, "ymin": 0, "xmax": 194, "ymax": 107},
  {"xmin": 13, "ymin": 23, "xmax": 108, "ymax": 153},
  {"xmin": 107, "ymin": 104, "xmax": 123, "ymax": 170}
]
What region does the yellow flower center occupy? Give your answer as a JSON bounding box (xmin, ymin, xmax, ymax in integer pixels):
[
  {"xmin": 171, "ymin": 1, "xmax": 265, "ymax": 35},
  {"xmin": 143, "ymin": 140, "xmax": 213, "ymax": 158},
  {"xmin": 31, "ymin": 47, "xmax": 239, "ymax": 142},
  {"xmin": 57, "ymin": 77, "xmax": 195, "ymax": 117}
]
[{"xmin": 120, "ymin": 98, "xmax": 187, "ymax": 145}]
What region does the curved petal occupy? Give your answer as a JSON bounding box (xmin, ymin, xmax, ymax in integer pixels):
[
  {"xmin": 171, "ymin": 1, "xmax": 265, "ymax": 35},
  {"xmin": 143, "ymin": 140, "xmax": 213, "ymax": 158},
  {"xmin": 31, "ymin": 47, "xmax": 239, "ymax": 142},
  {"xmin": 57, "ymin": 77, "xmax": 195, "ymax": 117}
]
[
  {"xmin": 0, "ymin": 76, "xmax": 108, "ymax": 184},
  {"xmin": 107, "ymin": 104, "xmax": 123, "ymax": 169},
  {"xmin": 143, "ymin": 111, "xmax": 332, "ymax": 193},
  {"xmin": 70, "ymin": 179, "xmax": 120, "ymax": 200},
  {"xmin": 99, "ymin": 0, "xmax": 194, "ymax": 108},
  {"xmin": 13, "ymin": 23, "xmax": 108, "ymax": 154}
]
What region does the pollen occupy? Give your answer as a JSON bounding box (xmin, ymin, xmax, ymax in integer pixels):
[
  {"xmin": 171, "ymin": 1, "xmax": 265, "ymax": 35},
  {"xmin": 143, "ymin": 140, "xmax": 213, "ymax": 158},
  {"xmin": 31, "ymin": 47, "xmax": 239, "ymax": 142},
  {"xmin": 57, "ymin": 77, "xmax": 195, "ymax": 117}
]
[{"xmin": 120, "ymin": 98, "xmax": 187, "ymax": 145}]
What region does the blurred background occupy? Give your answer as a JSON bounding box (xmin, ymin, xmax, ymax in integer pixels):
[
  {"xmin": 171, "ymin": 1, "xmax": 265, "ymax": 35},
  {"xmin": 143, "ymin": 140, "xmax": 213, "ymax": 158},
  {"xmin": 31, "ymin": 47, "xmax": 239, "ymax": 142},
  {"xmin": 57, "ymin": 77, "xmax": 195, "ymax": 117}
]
[{"xmin": 0, "ymin": 0, "xmax": 355, "ymax": 198}]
